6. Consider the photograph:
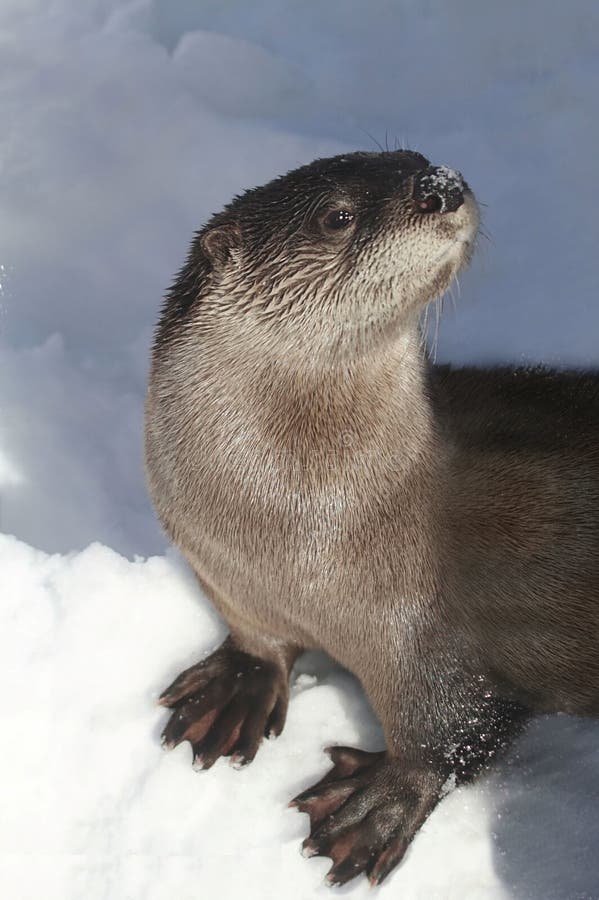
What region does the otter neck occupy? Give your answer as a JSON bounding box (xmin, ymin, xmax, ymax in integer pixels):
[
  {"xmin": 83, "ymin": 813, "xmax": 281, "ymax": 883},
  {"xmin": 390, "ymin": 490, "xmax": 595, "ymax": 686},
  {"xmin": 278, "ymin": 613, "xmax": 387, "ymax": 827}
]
[{"xmin": 200, "ymin": 316, "xmax": 444, "ymax": 482}]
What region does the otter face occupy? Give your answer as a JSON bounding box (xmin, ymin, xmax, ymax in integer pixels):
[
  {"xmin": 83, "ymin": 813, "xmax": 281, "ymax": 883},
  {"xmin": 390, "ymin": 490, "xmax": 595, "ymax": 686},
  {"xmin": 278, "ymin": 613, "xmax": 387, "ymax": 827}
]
[{"xmin": 188, "ymin": 151, "xmax": 479, "ymax": 352}]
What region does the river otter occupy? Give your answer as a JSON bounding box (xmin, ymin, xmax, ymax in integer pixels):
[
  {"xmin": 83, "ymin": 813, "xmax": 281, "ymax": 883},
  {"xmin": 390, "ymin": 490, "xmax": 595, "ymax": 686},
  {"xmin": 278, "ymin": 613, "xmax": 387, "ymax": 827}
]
[{"xmin": 145, "ymin": 150, "xmax": 599, "ymax": 887}]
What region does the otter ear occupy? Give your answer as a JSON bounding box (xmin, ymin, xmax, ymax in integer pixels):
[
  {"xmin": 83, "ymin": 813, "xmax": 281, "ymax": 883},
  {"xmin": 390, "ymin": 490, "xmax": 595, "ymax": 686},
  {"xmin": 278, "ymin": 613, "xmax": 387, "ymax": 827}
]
[{"xmin": 200, "ymin": 224, "xmax": 241, "ymax": 269}]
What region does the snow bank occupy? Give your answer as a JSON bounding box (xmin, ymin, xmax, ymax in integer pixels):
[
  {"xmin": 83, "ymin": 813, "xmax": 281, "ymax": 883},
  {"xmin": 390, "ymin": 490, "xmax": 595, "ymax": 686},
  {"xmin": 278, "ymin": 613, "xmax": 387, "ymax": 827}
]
[
  {"xmin": 0, "ymin": 535, "xmax": 505, "ymax": 899},
  {"xmin": 2, "ymin": 0, "xmax": 599, "ymax": 897},
  {"xmin": 3, "ymin": 534, "xmax": 599, "ymax": 899}
]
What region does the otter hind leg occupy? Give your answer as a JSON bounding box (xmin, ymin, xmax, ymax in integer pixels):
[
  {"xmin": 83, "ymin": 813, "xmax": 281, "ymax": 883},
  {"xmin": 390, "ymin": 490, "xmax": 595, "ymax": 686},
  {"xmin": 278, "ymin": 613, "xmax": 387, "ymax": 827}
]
[
  {"xmin": 159, "ymin": 634, "xmax": 297, "ymax": 769},
  {"xmin": 291, "ymin": 747, "xmax": 442, "ymax": 887},
  {"xmin": 291, "ymin": 690, "xmax": 530, "ymax": 886}
]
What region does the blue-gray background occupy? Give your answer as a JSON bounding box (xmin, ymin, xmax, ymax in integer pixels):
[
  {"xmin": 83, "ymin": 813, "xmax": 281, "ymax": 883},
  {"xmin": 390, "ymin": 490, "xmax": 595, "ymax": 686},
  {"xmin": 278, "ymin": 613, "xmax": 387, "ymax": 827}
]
[{"xmin": 1, "ymin": 0, "xmax": 598, "ymax": 557}]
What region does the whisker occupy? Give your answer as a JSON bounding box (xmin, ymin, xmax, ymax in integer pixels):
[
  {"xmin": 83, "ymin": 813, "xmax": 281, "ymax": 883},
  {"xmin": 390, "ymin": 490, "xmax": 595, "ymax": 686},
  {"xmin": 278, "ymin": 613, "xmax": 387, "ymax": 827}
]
[
  {"xmin": 358, "ymin": 127, "xmax": 385, "ymax": 153},
  {"xmin": 432, "ymin": 297, "xmax": 441, "ymax": 363},
  {"xmin": 453, "ymin": 275, "xmax": 461, "ymax": 300},
  {"xmin": 421, "ymin": 305, "xmax": 430, "ymax": 351},
  {"xmin": 447, "ymin": 282, "xmax": 457, "ymax": 314}
]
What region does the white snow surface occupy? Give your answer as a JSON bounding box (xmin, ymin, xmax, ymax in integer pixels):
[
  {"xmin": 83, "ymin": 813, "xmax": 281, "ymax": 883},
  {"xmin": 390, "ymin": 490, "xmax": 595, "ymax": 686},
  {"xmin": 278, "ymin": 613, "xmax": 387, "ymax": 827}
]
[{"xmin": 2, "ymin": 2, "xmax": 599, "ymax": 898}]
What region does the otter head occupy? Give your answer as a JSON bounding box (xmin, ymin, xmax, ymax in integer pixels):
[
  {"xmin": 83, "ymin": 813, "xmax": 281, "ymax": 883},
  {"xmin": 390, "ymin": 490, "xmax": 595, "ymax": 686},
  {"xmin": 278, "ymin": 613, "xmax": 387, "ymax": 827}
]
[{"xmin": 174, "ymin": 150, "xmax": 479, "ymax": 360}]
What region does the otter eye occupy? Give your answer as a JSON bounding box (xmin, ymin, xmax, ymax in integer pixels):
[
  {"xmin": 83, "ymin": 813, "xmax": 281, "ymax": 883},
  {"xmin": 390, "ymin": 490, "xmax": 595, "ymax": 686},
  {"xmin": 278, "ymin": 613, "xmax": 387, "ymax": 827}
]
[{"xmin": 321, "ymin": 209, "xmax": 355, "ymax": 231}]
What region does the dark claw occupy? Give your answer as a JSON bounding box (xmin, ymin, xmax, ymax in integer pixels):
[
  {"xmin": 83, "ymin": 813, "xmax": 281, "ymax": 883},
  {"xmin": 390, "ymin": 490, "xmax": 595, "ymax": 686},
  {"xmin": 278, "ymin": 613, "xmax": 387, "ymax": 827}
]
[
  {"xmin": 326, "ymin": 846, "xmax": 372, "ymax": 886},
  {"xmin": 291, "ymin": 779, "xmax": 357, "ymax": 828},
  {"xmin": 367, "ymin": 833, "xmax": 409, "ymax": 885},
  {"xmin": 230, "ymin": 701, "xmax": 274, "ymax": 765},
  {"xmin": 265, "ymin": 695, "xmax": 287, "ymax": 738},
  {"xmin": 189, "ymin": 694, "xmax": 247, "ymax": 769},
  {"xmin": 301, "ymin": 838, "xmax": 320, "ymax": 858}
]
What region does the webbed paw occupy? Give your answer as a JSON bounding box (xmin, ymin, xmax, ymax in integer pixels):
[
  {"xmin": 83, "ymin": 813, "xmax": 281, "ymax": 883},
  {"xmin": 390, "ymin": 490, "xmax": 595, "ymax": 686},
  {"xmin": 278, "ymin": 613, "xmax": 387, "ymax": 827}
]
[
  {"xmin": 159, "ymin": 637, "xmax": 288, "ymax": 769},
  {"xmin": 291, "ymin": 746, "xmax": 442, "ymax": 886}
]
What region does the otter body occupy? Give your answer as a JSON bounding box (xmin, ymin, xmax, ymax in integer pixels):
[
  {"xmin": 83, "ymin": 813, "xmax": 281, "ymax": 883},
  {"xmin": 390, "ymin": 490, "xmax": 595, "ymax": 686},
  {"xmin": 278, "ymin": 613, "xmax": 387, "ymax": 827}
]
[{"xmin": 145, "ymin": 151, "xmax": 599, "ymax": 886}]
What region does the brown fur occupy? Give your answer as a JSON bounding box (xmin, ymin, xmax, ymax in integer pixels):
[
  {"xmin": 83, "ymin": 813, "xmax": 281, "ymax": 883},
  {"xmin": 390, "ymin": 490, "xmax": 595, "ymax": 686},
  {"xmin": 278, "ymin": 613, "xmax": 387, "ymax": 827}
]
[{"xmin": 145, "ymin": 150, "xmax": 599, "ymax": 886}]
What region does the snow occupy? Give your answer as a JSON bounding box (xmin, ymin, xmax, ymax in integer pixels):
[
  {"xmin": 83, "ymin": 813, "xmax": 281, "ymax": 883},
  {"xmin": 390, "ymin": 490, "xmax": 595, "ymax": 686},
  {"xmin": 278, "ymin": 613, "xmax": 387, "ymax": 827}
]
[{"xmin": 1, "ymin": 1, "xmax": 599, "ymax": 897}]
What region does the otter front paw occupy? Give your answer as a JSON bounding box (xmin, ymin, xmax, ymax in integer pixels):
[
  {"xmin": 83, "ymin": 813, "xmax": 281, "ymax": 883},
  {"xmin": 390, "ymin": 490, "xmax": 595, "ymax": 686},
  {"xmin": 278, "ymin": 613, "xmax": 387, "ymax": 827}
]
[
  {"xmin": 290, "ymin": 746, "xmax": 443, "ymax": 887},
  {"xmin": 159, "ymin": 637, "xmax": 288, "ymax": 769}
]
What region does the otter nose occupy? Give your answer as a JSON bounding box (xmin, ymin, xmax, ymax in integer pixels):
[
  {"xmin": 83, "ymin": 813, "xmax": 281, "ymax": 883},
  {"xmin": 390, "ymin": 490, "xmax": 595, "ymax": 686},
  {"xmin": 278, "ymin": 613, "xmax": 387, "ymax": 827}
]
[{"xmin": 412, "ymin": 165, "xmax": 465, "ymax": 214}]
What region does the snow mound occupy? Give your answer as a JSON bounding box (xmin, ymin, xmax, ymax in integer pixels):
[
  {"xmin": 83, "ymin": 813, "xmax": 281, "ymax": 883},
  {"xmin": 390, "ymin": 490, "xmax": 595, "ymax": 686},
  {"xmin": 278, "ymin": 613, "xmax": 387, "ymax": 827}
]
[{"xmin": 3, "ymin": 534, "xmax": 599, "ymax": 898}]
